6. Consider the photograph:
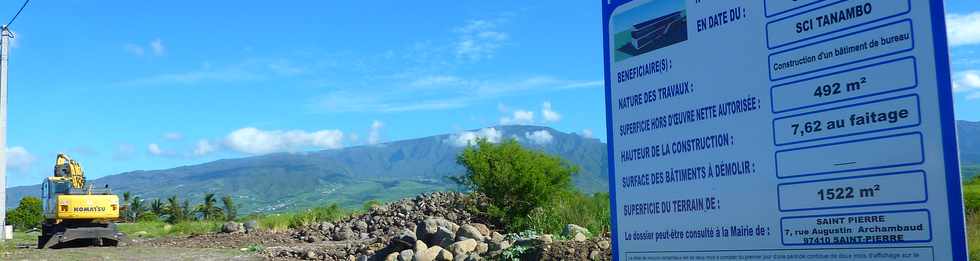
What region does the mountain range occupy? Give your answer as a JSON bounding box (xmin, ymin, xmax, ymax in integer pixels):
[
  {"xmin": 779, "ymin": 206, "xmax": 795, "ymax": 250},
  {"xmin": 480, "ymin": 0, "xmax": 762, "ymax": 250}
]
[
  {"xmin": 7, "ymin": 121, "xmax": 980, "ymax": 212},
  {"xmin": 5, "ymin": 125, "xmax": 607, "ymax": 213}
]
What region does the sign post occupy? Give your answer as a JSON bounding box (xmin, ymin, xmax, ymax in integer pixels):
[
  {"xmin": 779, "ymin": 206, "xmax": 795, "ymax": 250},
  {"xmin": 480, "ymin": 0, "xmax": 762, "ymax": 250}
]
[{"xmin": 602, "ymin": 0, "xmax": 967, "ymax": 260}]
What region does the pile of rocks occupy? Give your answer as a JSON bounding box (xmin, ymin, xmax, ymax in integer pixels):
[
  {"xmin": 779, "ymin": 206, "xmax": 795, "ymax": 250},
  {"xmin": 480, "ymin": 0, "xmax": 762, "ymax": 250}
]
[
  {"xmin": 367, "ymin": 218, "xmax": 511, "ymax": 261},
  {"xmin": 291, "ymin": 192, "xmax": 490, "ymax": 244}
]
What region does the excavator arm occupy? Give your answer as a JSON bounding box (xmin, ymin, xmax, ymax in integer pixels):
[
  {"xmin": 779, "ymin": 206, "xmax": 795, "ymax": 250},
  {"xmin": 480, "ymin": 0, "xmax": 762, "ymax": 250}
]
[{"xmin": 54, "ymin": 153, "xmax": 86, "ymax": 189}]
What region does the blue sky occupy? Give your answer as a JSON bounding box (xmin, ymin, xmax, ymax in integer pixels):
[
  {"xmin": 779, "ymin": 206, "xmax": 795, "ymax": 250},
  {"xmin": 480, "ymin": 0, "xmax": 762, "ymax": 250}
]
[{"xmin": 1, "ymin": 0, "xmax": 978, "ymax": 187}]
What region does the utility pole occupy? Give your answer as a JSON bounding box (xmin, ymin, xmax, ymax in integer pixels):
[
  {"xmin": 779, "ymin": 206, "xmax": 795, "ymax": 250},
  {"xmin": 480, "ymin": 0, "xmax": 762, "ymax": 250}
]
[{"xmin": 0, "ymin": 25, "xmax": 11, "ymax": 241}]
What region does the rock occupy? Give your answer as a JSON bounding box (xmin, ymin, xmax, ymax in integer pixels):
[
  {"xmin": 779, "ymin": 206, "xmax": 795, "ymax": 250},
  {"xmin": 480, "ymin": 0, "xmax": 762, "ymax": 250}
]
[
  {"xmin": 386, "ymin": 252, "xmax": 400, "ymax": 261},
  {"xmin": 414, "ymin": 240, "xmax": 428, "ymax": 255},
  {"xmin": 390, "ymin": 230, "xmax": 416, "ymax": 249},
  {"xmin": 538, "ymin": 234, "xmax": 554, "ymax": 244},
  {"xmin": 598, "ymin": 240, "xmax": 611, "ymax": 250},
  {"xmin": 399, "ymin": 250, "xmax": 415, "ymax": 261},
  {"xmin": 417, "ymin": 218, "xmax": 459, "ymax": 244},
  {"xmin": 449, "ymin": 239, "xmax": 477, "ymax": 255},
  {"xmin": 436, "ymin": 249, "xmax": 454, "ymax": 261},
  {"xmin": 244, "ymin": 220, "xmax": 258, "ymax": 233},
  {"xmin": 414, "ymin": 245, "xmax": 446, "ymax": 261},
  {"xmin": 470, "ymin": 223, "xmax": 490, "ymax": 237},
  {"xmin": 573, "ymin": 232, "xmax": 588, "ymax": 242},
  {"xmin": 563, "ymin": 224, "xmax": 590, "ymax": 238},
  {"xmin": 490, "ymin": 232, "xmax": 504, "ymax": 243},
  {"xmin": 306, "ymin": 251, "xmax": 317, "ymax": 259},
  {"xmin": 431, "ymin": 227, "xmax": 456, "ymax": 249},
  {"xmin": 222, "ymin": 222, "xmax": 241, "ymax": 233},
  {"xmin": 455, "ymin": 225, "xmax": 483, "ymax": 242},
  {"xmin": 319, "ymin": 222, "xmax": 335, "ymax": 231},
  {"xmin": 475, "ymin": 242, "xmax": 488, "ymax": 254},
  {"xmin": 489, "ymin": 240, "xmax": 511, "ymax": 251},
  {"xmin": 355, "ymin": 220, "xmax": 369, "ymax": 231},
  {"xmin": 590, "ymin": 250, "xmax": 600, "ymax": 260},
  {"xmin": 335, "ymin": 226, "xmax": 356, "ymax": 241}
]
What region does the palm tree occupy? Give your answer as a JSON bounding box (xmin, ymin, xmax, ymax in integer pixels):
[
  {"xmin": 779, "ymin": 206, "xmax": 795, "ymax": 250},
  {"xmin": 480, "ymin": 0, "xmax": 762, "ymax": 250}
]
[
  {"xmin": 221, "ymin": 196, "xmax": 237, "ymax": 221},
  {"xmin": 181, "ymin": 199, "xmax": 195, "ymax": 221},
  {"xmin": 196, "ymin": 193, "xmax": 222, "ymax": 220},
  {"xmin": 123, "ymin": 191, "xmax": 131, "ymax": 203},
  {"xmin": 166, "ymin": 195, "xmax": 183, "ymax": 223},
  {"xmin": 149, "ymin": 198, "xmax": 164, "ymax": 218},
  {"xmin": 128, "ymin": 197, "xmax": 146, "ymax": 222}
]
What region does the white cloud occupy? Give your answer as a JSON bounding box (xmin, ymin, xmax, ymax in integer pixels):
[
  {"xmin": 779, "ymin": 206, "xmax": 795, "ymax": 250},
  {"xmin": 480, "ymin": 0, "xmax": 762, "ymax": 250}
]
[
  {"xmin": 124, "ymin": 44, "xmax": 145, "ymax": 56},
  {"xmin": 163, "ymin": 132, "xmax": 183, "ymax": 141},
  {"xmin": 193, "ymin": 139, "xmax": 217, "ymax": 156},
  {"xmin": 447, "ymin": 128, "xmax": 503, "ymax": 147},
  {"xmin": 148, "ymin": 143, "xmax": 166, "ymax": 156},
  {"xmin": 948, "ymin": 12, "xmax": 980, "ymax": 47},
  {"xmin": 954, "ymin": 70, "xmax": 980, "ymax": 92},
  {"xmin": 500, "ymin": 110, "xmax": 534, "ymax": 125},
  {"xmin": 224, "ymin": 127, "xmax": 344, "ymax": 155},
  {"xmin": 150, "ymin": 38, "xmax": 165, "ymax": 56},
  {"xmin": 368, "ymin": 120, "xmax": 384, "ymax": 145},
  {"xmin": 541, "ymin": 102, "xmax": 561, "ymax": 123},
  {"xmin": 524, "ymin": 130, "xmax": 554, "ymax": 145},
  {"xmin": 454, "ymin": 19, "xmax": 509, "ymax": 61},
  {"xmin": 581, "ymin": 129, "xmax": 594, "ymax": 139},
  {"xmin": 6, "ymin": 146, "xmax": 35, "ymax": 173}
]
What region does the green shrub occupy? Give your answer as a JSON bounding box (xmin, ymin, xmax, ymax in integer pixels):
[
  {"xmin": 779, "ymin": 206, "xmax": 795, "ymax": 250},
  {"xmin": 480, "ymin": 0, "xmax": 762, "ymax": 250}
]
[
  {"xmin": 456, "ymin": 138, "xmax": 578, "ymax": 232},
  {"xmin": 256, "ymin": 214, "xmax": 293, "ymax": 231},
  {"xmin": 288, "ymin": 203, "xmax": 346, "ymax": 228},
  {"xmin": 6, "ymin": 197, "xmax": 43, "ymax": 231},
  {"xmin": 363, "ymin": 199, "xmax": 382, "ymax": 211},
  {"xmin": 527, "ymin": 192, "xmax": 610, "ymax": 236},
  {"xmin": 965, "ymin": 190, "xmax": 980, "ymax": 214}
]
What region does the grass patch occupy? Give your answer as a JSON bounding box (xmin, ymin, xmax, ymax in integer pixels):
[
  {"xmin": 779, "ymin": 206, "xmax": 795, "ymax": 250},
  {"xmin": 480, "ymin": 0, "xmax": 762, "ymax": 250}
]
[
  {"xmin": 0, "ymin": 231, "xmax": 36, "ymax": 251},
  {"xmin": 118, "ymin": 220, "xmax": 222, "ymax": 238},
  {"xmin": 256, "ymin": 213, "xmax": 294, "ymax": 232},
  {"xmin": 527, "ymin": 192, "xmax": 611, "ymax": 236},
  {"xmin": 288, "ymin": 203, "xmax": 348, "ymax": 228}
]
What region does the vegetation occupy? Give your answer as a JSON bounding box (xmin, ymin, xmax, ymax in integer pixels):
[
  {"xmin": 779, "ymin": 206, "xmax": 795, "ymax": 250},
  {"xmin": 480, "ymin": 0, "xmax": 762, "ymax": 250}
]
[
  {"xmin": 118, "ymin": 220, "xmax": 223, "ymax": 238},
  {"xmin": 528, "ymin": 191, "xmax": 611, "ymax": 236},
  {"xmin": 222, "ymin": 195, "xmax": 238, "ymax": 221},
  {"xmin": 962, "ymin": 177, "xmax": 980, "ymax": 259},
  {"xmin": 288, "ymin": 203, "xmax": 347, "ymax": 228},
  {"xmin": 456, "ymin": 138, "xmax": 582, "ymax": 232},
  {"xmin": 6, "ymin": 196, "xmax": 43, "ymax": 231}
]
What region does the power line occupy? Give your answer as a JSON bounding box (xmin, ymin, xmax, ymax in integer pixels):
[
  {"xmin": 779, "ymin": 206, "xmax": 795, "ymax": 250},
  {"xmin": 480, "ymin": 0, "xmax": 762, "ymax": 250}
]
[{"xmin": 6, "ymin": 0, "xmax": 29, "ymax": 28}]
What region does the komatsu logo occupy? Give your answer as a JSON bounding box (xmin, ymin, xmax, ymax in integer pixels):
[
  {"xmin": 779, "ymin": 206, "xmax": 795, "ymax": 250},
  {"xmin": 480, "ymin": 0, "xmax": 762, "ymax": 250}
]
[{"xmin": 73, "ymin": 207, "xmax": 106, "ymax": 212}]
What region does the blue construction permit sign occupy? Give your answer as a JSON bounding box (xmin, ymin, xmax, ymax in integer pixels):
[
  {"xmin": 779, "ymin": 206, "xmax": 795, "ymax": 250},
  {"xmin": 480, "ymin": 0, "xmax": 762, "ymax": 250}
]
[{"xmin": 601, "ymin": 0, "xmax": 967, "ymax": 260}]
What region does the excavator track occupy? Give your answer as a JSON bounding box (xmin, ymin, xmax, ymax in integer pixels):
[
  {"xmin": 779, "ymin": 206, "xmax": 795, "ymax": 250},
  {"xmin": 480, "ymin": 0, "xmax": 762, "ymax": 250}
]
[{"xmin": 37, "ymin": 221, "xmax": 125, "ymax": 249}]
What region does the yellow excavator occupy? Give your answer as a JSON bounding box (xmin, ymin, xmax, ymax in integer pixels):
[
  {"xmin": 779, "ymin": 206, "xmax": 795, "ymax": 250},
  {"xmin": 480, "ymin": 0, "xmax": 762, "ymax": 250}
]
[{"xmin": 37, "ymin": 153, "xmax": 125, "ymax": 248}]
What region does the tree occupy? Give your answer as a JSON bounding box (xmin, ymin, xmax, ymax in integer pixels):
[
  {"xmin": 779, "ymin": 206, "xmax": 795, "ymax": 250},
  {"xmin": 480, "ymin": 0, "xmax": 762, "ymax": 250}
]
[
  {"xmin": 181, "ymin": 199, "xmax": 195, "ymax": 222},
  {"xmin": 456, "ymin": 138, "xmax": 577, "ymax": 231},
  {"xmin": 7, "ymin": 197, "xmax": 43, "ymax": 231},
  {"xmin": 165, "ymin": 195, "xmax": 184, "ymax": 223},
  {"xmin": 149, "ymin": 198, "xmax": 165, "ymax": 218},
  {"xmin": 196, "ymin": 193, "xmax": 222, "ymax": 221},
  {"xmin": 127, "ymin": 197, "xmax": 147, "ymax": 222},
  {"xmin": 221, "ymin": 196, "xmax": 237, "ymax": 221}
]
